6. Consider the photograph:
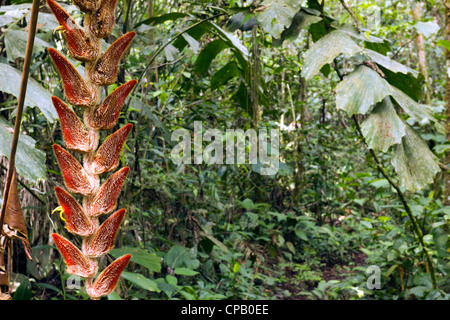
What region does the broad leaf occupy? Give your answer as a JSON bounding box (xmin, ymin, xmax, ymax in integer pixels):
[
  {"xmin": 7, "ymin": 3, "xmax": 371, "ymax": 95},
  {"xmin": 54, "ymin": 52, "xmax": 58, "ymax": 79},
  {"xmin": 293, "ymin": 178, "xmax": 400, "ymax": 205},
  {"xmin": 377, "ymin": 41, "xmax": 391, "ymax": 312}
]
[
  {"xmin": 4, "ymin": 30, "xmax": 54, "ymax": 62},
  {"xmin": 164, "ymin": 245, "xmax": 200, "ymax": 269},
  {"xmin": 211, "ymin": 60, "xmax": 240, "ymax": 90},
  {"xmin": 335, "ymin": 65, "xmax": 392, "ymax": 116},
  {"xmin": 390, "ymin": 86, "xmax": 436, "ymax": 126},
  {"xmin": 361, "ymin": 97, "xmax": 406, "ymax": 153},
  {"xmin": 174, "ymin": 268, "xmax": 199, "ymax": 276},
  {"xmin": 255, "ymin": 0, "xmax": 302, "ymax": 39},
  {"xmin": 364, "ymin": 49, "xmax": 419, "ymax": 77},
  {"xmin": 0, "ymin": 117, "xmax": 46, "ymax": 182},
  {"xmin": 121, "ymin": 271, "xmax": 160, "ymax": 292},
  {"xmin": 302, "ymin": 30, "xmax": 362, "ymax": 80},
  {"xmin": 391, "ymin": 125, "xmax": 440, "ymax": 193},
  {"xmin": 0, "ymin": 63, "xmax": 57, "ymax": 123},
  {"xmin": 379, "ymin": 65, "xmax": 424, "ymax": 102},
  {"xmin": 194, "ymin": 39, "xmax": 229, "ymax": 74},
  {"xmin": 109, "ymin": 247, "xmax": 162, "ymax": 273}
]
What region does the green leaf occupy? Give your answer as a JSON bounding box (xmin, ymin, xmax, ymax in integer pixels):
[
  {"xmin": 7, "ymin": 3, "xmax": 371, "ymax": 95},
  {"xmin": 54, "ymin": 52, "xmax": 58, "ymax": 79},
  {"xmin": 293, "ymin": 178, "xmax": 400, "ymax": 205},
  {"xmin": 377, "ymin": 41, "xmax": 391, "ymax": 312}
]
[
  {"xmin": 391, "ymin": 125, "xmax": 440, "ymax": 193},
  {"xmin": 432, "ymin": 228, "xmax": 448, "ymax": 258},
  {"xmin": 0, "ymin": 117, "xmax": 46, "ymax": 182},
  {"xmin": 157, "ymin": 281, "xmax": 179, "ymax": 294},
  {"xmin": 364, "ymin": 49, "xmax": 419, "ymax": 77},
  {"xmin": 364, "ymin": 39, "xmax": 392, "ymax": 55},
  {"xmin": 379, "ymin": 65, "xmax": 424, "ymax": 102},
  {"xmin": 12, "ymin": 277, "xmax": 32, "ymax": 300},
  {"xmin": 390, "ymin": 86, "xmax": 436, "ymax": 126},
  {"xmin": 174, "ymin": 267, "xmax": 199, "ymax": 276},
  {"xmin": 437, "ymin": 40, "xmax": 450, "ymax": 51},
  {"xmin": 255, "ymin": 0, "xmax": 302, "ymax": 39},
  {"xmin": 361, "ymin": 97, "xmax": 406, "ymax": 153},
  {"xmin": 165, "ymin": 245, "xmax": 200, "ymax": 269},
  {"xmin": 121, "ymin": 271, "xmax": 160, "ymax": 292},
  {"xmin": 385, "ymin": 264, "xmax": 398, "ymax": 277},
  {"xmin": 302, "ymin": 30, "xmax": 362, "ymax": 81},
  {"xmin": 335, "ymin": 65, "xmax": 392, "ymax": 116},
  {"xmin": 107, "ymin": 291, "xmax": 123, "ymax": 300},
  {"xmin": 211, "ymin": 60, "xmax": 240, "ymax": 90},
  {"xmin": 109, "ymin": 247, "xmax": 162, "ymax": 273},
  {"xmin": 369, "ymin": 179, "xmax": 390, "ymax": 189},
  {"xmin": 194, "ymin": 39, "xmax": 229, "ymax": 74},
  {"xmin": 0, "ymin": 63, "xmax": 57, "ymax": 123}
]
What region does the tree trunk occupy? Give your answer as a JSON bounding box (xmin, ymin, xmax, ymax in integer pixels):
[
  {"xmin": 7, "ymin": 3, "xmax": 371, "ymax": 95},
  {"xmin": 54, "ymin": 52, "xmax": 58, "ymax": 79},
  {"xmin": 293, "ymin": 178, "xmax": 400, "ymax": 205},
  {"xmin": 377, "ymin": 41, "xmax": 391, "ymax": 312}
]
[{"xmin": 413, "ymin": 2, "xmax": 432, "ymax": 104}]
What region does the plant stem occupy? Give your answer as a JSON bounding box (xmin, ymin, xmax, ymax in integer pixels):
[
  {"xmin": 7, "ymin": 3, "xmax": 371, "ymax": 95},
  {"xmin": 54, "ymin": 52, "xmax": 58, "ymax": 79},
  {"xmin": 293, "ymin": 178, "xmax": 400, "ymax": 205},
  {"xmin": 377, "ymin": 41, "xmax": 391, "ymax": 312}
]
[
  {"xmin": 0, "ymin": 0, "xmax": 40, "ymax": 234},
  {"xmin": 352, "ymin": 115, "xmax": 438, "ymax": 290}
]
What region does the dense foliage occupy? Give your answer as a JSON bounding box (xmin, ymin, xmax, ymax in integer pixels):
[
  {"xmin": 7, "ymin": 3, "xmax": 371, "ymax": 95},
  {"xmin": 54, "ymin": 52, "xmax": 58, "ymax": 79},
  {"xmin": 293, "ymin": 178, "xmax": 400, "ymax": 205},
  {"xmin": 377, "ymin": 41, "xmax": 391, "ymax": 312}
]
[{"xmin": 0, "ymin": 0, "xmax": 448, "ymax": 300}]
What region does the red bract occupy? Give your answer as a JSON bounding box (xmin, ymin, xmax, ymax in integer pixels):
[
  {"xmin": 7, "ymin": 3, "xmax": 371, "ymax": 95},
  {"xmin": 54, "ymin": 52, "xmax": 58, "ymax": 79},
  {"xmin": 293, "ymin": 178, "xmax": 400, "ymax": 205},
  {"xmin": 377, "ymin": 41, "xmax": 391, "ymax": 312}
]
[
  {"xmin": 86, "ymin": 254, "xmax": 131, "ymax": 299},
  {"xmin": 90, "ymin": 167, "xmax": 129, "ymax": 217},
  {"xmin": 92, "ymin": 124, "xmax": 133, "ymax": 175},
  {"xmin": 83, "ymin": 209, "xmax": 126, "ymax": 257},
  {"xmin": 47, "ymin": 0, "xmax": 99, "ymax": 61},
  {"xmin": 91, "ymin": 32, "xmax": 136, "ymax": 85},
  {"xmin": 87, "ymin": 0, "xmax": 118, "ymax": 38},
  {"xmin": 88, "ymin": 80, "xmax": 137, "ymax": 130},
  {"xmin": 55, "ymin": 187, "xmax": 95, "ymax": 237},
  {"xmin": 48, "ymin": 48, "xmax": 96, "ymax": 107},
  {"xmin": 52, "ymin": 233, "xmax": 97, "ymax": 278},
  {"xmin": 52, "ymin": 96, "xmax": 93, "ymax": 152},
  {"xmin": 49, "ymin": 0, "xmax": 135, "ymax": 299},
  {"xmin": 53, "ymin": 144, "xmax": 96, "ymax": 195}
]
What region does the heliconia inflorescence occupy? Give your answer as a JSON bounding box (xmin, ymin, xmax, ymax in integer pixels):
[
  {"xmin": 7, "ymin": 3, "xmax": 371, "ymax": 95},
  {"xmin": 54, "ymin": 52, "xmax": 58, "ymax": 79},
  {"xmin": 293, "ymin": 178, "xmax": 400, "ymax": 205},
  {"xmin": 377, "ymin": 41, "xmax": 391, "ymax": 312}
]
[{"xmin": 47, "ymin": 0, "xmax": 137, "ymax": 299}]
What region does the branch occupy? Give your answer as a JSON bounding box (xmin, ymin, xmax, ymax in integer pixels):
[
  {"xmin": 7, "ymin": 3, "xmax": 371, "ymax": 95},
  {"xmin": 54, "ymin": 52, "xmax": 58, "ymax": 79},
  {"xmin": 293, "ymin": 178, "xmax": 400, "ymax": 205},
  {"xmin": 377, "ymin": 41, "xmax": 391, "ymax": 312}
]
[
  {"xmin": 0, "ymin": 0, "xmax": 40, "ymax": 233},
  {"xmin": 339, "ymin": 0, "xmax": 361, "ymax": 33}
]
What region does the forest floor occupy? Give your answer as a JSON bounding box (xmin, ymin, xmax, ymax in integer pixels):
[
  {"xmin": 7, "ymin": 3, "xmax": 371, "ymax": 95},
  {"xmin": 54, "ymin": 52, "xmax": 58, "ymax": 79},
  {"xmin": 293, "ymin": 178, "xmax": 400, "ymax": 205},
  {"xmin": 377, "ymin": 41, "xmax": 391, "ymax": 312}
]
[{"xmin": 272, "ymin": 250, "xmax": 367, "ymax": 300}]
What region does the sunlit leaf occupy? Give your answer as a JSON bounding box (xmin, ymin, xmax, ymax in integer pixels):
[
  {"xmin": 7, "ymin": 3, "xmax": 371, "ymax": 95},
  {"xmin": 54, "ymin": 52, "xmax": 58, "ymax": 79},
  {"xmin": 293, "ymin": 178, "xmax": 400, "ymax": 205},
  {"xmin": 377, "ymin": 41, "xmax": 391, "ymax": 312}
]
[
  {"xmin": 255, "ymin": 0, "xmax": 302, "ymax": 39},
  {"xmin": 302, "ymin": 30, "xmax": 362, "ymax": 80},
  {"xmin": 335, "ymin": 65, "xmax": 392, "ymax": 116}
]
